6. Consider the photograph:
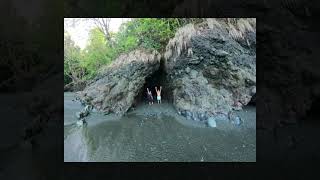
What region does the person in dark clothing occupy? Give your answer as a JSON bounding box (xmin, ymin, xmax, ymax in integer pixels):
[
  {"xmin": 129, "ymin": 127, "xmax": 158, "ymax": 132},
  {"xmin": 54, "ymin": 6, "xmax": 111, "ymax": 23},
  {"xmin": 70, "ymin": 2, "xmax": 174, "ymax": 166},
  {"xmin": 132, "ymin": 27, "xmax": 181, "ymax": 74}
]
[{"xmin": 146, "ymin": 88, "xmax": 153, "ymax": 105}]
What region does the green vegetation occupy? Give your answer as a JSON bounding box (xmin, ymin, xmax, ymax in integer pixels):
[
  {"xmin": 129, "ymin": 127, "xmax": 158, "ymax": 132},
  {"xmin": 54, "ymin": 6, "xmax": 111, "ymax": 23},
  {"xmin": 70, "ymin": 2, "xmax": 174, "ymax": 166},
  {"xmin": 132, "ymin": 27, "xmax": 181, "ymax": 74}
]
[{"xmin": 64, "ymin": 18, "xmax": 196, "ymax": 86}]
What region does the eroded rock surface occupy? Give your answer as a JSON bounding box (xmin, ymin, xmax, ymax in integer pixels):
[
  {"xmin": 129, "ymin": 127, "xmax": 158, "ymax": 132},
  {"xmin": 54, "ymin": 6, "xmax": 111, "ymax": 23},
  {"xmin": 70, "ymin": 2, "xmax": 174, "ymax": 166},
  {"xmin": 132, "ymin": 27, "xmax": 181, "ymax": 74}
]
[
  {"xmin": 77, "ymin": 49, "xmax": 161, "ymax": 115},
  {"xmin": 77, "ymin": 19, "xmax": 256, "ymax": 124},
  {"xmin": 164, "ymin": 19, "xmax": 256, "ymax": 123}
]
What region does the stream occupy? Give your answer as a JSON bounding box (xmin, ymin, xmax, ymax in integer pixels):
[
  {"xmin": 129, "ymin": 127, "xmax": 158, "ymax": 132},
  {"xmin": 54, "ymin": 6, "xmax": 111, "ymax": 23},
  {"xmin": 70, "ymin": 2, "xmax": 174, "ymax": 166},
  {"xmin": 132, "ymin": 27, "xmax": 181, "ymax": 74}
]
[{"xmin": 64, "ymin": 92, "xmax": 256, "ymax": 162}]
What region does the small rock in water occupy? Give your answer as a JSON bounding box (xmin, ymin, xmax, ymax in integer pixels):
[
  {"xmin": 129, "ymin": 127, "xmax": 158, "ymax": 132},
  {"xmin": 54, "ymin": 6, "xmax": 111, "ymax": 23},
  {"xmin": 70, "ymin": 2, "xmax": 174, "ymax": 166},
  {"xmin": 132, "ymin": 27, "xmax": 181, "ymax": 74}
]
[
  {"xmin": 83, "ymin": 110, "xmax": 89, "ymax": 117},
  {"xmin": 207, "ymin": 117, "xmax": 217, "ymax": 127},
  {"xmin": 104, "ymin": 110, "xmax": 110, "ymax": 115},
  {"xmin": 76, "ymin": 112, "xmax": 81, "ymax": 119},
  {"xmin": 76, "ymin": 105, "xmax": 91, "ymax": 119},
  {"xmin": 76, "ymin": 118, "xmax": 86, "ymax": 126},
  {"xmin": 234, "ymin": 117, "xmax": 242, "ymax": 125},
  {"xmin": 76, "ymin": 120, "xmax": 83, "ymax": 126},
  {"xmin": 215, "ymin": 113, "xmax": 228, "ymax": 121},
  {"xmin": 192, "ymin": 112, "xmax": 199, "ymax": 121},
  {"xmin": 229, "ymin": 112, "xmax": 242, "ymax": 125},
  {"xmin": 92, "ymin": 108, "xmax": 97, "ymax": 112},
  {"xmin": 200, "ymin": 113, "xmax": 206, "ymax": 121},
  {"xmin": 186, "ymin": 111, "xmax": 192, "ymax": 120}
]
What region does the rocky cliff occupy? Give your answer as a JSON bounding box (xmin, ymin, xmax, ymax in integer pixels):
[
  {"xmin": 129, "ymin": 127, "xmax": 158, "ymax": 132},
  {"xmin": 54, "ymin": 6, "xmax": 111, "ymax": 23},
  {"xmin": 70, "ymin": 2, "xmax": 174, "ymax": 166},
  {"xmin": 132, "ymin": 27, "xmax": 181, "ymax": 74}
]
[
  {"xmin": 77, "ymin": 49, "xmax": 161, "ymax": 115},
  {"xmin": 164, "ymin": 19, "xmax": 256, "ymax": 122},
  {"xmin": 77, "ymin": 19, "xmax": 256, "ymax": 124}
]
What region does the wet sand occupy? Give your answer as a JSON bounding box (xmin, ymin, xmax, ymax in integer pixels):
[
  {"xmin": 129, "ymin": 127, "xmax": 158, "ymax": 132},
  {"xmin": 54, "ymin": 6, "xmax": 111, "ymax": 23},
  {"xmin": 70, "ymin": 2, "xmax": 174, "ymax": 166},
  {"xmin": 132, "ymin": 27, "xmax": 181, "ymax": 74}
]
[{"xmin": 64, "ymin": 92, "xmax": 256, "ymax": 162}]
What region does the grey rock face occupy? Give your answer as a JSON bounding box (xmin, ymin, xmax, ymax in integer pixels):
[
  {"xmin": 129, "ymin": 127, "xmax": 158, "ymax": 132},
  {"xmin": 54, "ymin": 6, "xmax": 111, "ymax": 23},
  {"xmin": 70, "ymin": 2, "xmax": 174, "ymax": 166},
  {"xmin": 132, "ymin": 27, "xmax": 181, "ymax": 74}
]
[
  {"xmin": 77, "ymin": 20, "xmax": 255, "ymax": 123},
  {"xmin": 165, "ymin": 20, "xmax": 256, "ymax": 124}
]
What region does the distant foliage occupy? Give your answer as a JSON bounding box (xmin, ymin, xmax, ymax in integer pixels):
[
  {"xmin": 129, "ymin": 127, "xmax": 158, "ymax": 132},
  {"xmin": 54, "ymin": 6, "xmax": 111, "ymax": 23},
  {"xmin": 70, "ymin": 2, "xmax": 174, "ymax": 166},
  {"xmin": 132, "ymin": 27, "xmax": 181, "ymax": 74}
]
[
  {"xmin": 81, "ymin": 28, "xmax": 115, "ymax": 79},
  {"xmin": 64, "ymin": 32, "xmax": 85, "ymax": 84},
  {"xmin": 64, "ymin": 18, "xmax": 207, "ymax": 85},
  {"xmin": 115, "ymin": 18, "xmax": 182, "ymax": 52}
]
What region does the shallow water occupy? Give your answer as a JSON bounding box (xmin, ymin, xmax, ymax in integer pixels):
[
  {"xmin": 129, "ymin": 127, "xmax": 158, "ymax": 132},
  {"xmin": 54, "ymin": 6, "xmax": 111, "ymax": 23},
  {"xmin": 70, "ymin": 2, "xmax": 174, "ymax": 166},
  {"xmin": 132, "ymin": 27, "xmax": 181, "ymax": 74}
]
[{"xmin": 64, "ymin": 92, "xmax": 256, "ymax": 162}]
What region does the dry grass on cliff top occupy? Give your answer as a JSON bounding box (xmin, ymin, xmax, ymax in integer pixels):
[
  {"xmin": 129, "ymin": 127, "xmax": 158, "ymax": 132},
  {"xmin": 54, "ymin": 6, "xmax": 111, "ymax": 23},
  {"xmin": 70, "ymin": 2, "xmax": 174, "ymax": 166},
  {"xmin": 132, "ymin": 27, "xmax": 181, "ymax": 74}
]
[
  {"xmin": 98, "ymin": 49, "xmax": 161, "ymax": 75},
  {"xmin": 164, "ymin": 18, "xmax": 256, "ymax": 61}
]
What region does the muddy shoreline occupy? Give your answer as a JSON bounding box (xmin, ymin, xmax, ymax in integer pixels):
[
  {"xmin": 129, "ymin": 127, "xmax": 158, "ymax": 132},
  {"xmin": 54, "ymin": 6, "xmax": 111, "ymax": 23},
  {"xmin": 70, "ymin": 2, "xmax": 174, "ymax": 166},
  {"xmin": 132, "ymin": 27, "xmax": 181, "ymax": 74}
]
[{"xmin": 64, "ymin": 92, "xmax": 256, "ymax": 162}]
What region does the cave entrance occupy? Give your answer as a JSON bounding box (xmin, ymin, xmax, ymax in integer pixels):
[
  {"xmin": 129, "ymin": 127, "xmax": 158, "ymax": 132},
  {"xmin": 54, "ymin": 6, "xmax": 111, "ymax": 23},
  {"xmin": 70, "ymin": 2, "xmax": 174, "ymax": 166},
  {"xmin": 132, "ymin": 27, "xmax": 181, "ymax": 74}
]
[{"xmin": 134, "ymin": 58, "xmax": 173, "ymax": 106}]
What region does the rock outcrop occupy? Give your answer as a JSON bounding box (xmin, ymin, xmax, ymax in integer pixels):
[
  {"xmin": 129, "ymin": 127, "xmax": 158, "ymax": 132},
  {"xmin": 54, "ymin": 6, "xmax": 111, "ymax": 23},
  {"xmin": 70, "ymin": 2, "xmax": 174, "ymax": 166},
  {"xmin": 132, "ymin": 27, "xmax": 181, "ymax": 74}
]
[
  {"xmin": 77, "ymin": 49, "xmax": 161, "ymax": 115},
  {"xmin": 164, "ymin": 19, "xmax": 256, "ymax": 123},
  {"xmin": 76, "ymin": 105, "xmax": 92, "ymax": 119},
  {"xmin": 77, "ymin": 19, "xmax": 256, "ymax": 124}
]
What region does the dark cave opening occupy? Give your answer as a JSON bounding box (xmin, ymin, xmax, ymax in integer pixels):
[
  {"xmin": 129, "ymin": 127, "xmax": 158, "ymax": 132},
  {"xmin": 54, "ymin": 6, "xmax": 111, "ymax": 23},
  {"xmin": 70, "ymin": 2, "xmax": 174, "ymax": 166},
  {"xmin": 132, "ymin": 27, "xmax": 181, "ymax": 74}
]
[{"xmin": 133, "ymin": 58, "xmax": 173, "ymax": 106}]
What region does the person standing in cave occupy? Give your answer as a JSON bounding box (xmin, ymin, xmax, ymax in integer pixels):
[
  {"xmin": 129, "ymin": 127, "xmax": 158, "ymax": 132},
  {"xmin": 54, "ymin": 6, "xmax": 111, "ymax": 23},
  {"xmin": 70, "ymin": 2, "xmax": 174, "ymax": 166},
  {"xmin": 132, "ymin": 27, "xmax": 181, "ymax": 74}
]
[
  {"xmin": 155, "ymin": 86, "xmax": 162, "ymax": 104},
  {"xmin": 146, "ymin": 88, "xmax": 154, "ymax": 105}
]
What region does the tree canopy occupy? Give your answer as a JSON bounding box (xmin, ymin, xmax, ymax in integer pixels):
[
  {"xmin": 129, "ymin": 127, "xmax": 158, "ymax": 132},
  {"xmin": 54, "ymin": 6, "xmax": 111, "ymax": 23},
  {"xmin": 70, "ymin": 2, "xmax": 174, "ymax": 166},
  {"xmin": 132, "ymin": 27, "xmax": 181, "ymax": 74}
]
[{"xmin": 64, "ymin": 18, "xmax": 203, "ymax": 85}]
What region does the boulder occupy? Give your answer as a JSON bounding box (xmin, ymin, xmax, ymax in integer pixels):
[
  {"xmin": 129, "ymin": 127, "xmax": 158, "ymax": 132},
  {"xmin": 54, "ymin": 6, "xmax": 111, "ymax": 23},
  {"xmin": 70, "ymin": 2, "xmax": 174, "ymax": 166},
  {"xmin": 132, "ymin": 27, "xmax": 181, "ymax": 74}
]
[
  {"xmin": 76, "ymin": 118, "xmax": 86, "ymax": 126},
  {"xmin": 233, "ymin": 117, "xmax": 242, "ymax": 125},
  {"xmin": 76, "ymin": 105, "xmax": 92, "ymax": 119},
  {"xmin": 207, "ymin": 117, "xmax": 217, "ymax": 127},
  {"xmin": 75, "ymin": 112, "xmax": 81, "ymax": 119}
]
